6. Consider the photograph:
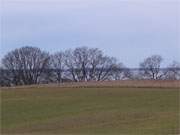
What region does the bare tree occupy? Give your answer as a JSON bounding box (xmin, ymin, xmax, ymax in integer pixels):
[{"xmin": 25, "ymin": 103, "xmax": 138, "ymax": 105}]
[
  {"xmin": 139, "ymin": 55, "xmax": 163, "ymax": 80},
  {"xmin": 86, "ymin": 48, "xmax": 104, "ymax": 81},
  {"xmin": 50, "ymin": 52, "xmax": 66, "ymax": 83},
  {"xmin": 95, "ymin": 56, "xmax": 117, "ymax": 81},
  {"xmin": 64, "ymin": 47, "xmax": 94, "ymax": 82},
  {"xmin": 164, "ymin": 61, "xmax": 180, "ymax": 80},
  {"xmin": 1, "ymin": 46, "xmax": 50, "ymax": 85},
  {"xmin": 63, "ymin": 47, "xmax": 120, "ymax": 82},
  {"xmin": 73, "ymin": 47, "xmax": 90, "ymax": 81},
  {"xmin": 111, "ymin": 63, "xmax": 133, "ymax": 80},
  {"xmin": 63, "ymin": 49, "xmax": 77, "ymax": 82},
  {"xmin": 0, "ymin": 67, "xmax": 12, "ymax": 86}
]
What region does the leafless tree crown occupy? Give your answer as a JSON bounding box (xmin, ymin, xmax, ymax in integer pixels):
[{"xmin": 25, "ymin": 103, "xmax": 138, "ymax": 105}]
[{"xmin": 0, "ymin": 47, "xmax": 179, "ymax": 86}]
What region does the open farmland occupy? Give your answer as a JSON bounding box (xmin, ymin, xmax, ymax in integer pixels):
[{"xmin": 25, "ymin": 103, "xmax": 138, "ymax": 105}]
[{"xmin": 1, "ymin": 81, "xmax": 180, "ymax": 135}]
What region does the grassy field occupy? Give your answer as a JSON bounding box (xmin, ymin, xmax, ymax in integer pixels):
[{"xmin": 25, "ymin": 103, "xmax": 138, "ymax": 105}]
[{"xmin": 1, "ymin": 86, "xmax": 180, "ymax": 134}]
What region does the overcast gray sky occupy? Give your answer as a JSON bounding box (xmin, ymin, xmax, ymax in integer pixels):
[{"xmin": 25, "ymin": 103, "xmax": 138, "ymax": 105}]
[{"xmin": 1, "ymin": 0, "xmax": 180, "ymax": 67}]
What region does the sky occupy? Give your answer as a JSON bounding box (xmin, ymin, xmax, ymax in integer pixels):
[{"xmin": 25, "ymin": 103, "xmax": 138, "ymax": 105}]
[{"xmin": 1, "ymin": 0, "xmax": 180, "ymax": 67}]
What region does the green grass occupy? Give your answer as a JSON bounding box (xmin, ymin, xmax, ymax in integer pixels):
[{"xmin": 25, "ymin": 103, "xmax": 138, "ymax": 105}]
[{"xmin": 1, "ymin": 87, "xmax": 180, "ymax": 134}]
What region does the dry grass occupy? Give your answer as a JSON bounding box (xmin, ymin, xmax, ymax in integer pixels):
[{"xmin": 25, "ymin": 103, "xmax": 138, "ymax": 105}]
[
  {"xmin": 58, "ymin": 80, "xmax": 180, "ymax": 88},
  {"xmin": 2, "ymin": 80, "xmax": 180, "ymax": 89},
  {"xmin": 1, "ymin": 87, "xmax": 179, "ymax": 134}
]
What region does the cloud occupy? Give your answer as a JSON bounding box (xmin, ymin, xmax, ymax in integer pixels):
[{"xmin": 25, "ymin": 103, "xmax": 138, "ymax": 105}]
[{"xmin": 1, "ymin": 0, "xmax": 180, "ymax": 67}]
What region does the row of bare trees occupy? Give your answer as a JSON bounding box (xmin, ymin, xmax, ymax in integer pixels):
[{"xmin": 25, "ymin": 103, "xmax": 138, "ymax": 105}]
[
  {"xmin": 0, "ymin": 46, "xmax": 180, "ymax": 86},
  {"xmin": 139, "ymin": 55, "xmax": 180, "ymax": 80}
]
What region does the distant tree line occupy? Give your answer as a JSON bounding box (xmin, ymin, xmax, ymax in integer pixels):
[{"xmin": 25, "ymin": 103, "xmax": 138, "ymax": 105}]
[{"xmin": 0, "ymin": 46, "xmax": 180, "ymax": 86}]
